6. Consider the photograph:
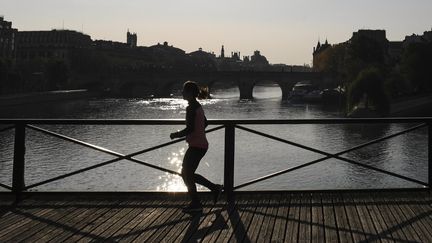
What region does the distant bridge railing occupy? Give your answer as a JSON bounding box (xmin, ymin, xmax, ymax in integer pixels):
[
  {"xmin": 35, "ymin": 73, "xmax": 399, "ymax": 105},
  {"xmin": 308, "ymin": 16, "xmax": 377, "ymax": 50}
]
[{"xmin": 0, "ymin": 118, "xmax": 431, "ymax": 200}]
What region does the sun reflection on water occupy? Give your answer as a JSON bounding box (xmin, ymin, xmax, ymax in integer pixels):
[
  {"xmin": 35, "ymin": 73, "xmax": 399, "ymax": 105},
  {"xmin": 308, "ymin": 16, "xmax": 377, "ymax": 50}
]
[
  {"xmin": 156, "ymin": 147, "xmax": 187, "ymax": 191},
  {"xmin": 137, "ymin": 98, "xmax": 220, "ymax": 111}
]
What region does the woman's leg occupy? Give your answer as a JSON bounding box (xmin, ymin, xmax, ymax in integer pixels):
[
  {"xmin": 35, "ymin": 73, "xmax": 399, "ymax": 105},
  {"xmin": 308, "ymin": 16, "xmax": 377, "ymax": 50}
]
[{"xmin": 181, "ymin": 147, "xmax": 203, "ymax": 204}]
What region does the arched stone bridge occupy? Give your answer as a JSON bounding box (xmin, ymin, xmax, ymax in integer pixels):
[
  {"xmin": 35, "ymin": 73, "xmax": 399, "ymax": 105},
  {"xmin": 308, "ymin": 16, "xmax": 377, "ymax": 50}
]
[{"xmin": 113, "ymin": 71, "xmax": 326, "ymax": 99}]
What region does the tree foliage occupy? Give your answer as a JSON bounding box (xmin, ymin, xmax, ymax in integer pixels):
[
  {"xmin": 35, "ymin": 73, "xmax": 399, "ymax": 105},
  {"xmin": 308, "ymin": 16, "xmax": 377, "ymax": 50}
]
[
  {"xmin": 347, "ymin": 67, "xmax": 389, "ymax": 114},
  {"xmin": 400, "ymin": 42, "xmax": 432, "ymax": 93}
]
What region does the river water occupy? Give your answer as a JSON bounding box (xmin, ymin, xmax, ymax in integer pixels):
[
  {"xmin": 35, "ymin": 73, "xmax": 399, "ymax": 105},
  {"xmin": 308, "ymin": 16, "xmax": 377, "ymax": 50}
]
[{"xmin": 0, "ymin": 86, "xmax": 428, "ymax": 191}]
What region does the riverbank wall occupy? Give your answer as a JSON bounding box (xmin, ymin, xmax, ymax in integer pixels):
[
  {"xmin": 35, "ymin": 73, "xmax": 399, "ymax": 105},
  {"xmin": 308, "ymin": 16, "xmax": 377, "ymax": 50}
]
[
  {"xmin": 389, "ymin": 94, "xmax": 432, "ymax": 117},
  {"xmin": 0, "ymin": 90, "xmax": 98, "ymax": 108}
]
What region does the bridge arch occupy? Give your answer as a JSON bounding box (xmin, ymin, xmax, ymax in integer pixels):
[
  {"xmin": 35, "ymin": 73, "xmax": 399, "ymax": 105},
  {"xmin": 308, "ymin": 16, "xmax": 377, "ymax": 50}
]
[
  {"xmin": 252, "ymin": 80, "xmax": 282, "ymax": 99},
  {"xmin": 207, "ymin": 79, "xmax": 240, "ymax": 99}
]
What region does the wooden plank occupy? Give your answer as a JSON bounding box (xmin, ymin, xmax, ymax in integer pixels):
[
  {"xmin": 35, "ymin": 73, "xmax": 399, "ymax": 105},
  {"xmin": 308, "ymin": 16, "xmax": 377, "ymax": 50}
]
[
  {"xmin": 143, "ymin": 200, "xmax": 190, "ymax": 242},
  {"xmin": 70, "ymin": 200, "xmax": 134, "ymax": 242},
  {"xmin": 5, "ymin": 203, "xmax": 77, "ymax": 242},
  {"xmin": 270, "ymin": 193, "xmax": 290, "ymax": 242},
  {"xmin": 130, "ymin": 199, "xmax": 186, "ymax": 242},
  {"xmin": 92, "ymin": 198, "xmax": 158, "ymax": 241},
  {"xmin": 322, "ymin": 193, "xmax": 338, "ymax": 243},
  {"xmin": 257, "ymin": 193, "xmax": 280, "ymax": 242},
  {"xmin": 51, "ymin": 199, "xmax": 122, "ymax": 242},
  {"xmin": 311, "ymin": 192, "xmax": 324, "ymax": 243},
  {"xmin": 159, "ymin": 202, "xmax": 202, "ymax": 242},
  {"xmin": 0, "ymin": 199, "xmax": 64, "ymax": 230},
  {"xmin": 83, "ymin": 200, "xmax": 145, "ymax": 241},
  {"xmin": 350, "ymin": 193, "xmax": 382, "ymax": 243},
  {"xmin": 333, "ymin": 193, "xmax": 353, "ymax": 243},
  {"xmin": 371, "ymin": 193, "xmax": 409, "ymax": 242},
  {"xmin": 29, "ymin": 200, "xmax": 106, "ymax": 242},
  {"xmin": 285, "ymin": 193, "xmax": 301, "ymax": 243},
  {"xmin": 244, "ymin": 194, "xmax": 270, "ymax": 242},
  {"xmin": 227, "ymin": 193, "xmax": 260, "ymax": 243},
  {"xmin": 298, "ymin": 193, "xmax": 312, "ymax": 243},
  {"xmin": 397, "ymin": 193, "xmax": 432, "ymax": 241},
  {"xmin": 341, "ymin": 193, "xmax": 366, "ymax": 242},
  {"xmin": 381, "ymin": 194, "xmax": 423, "ymax": 242},
  {"xmin": 116, "ymin": 198, "xmax": 175, "ymax": 242},
  {"xmin": 208, "ymin": 194, "xmax": 246, "ymax": 243},
  {"xmin": 202, "ymin": 195, "xmax": 255, "ymax": 242},
  {"xmin": 362, "ymin": 194, "xmax": 394, "ymax": 243},
  {"xmin": 109, "ymin": 199, "xmax": 164, "ymax": 242},
  {"xmin": 0, "ymin": 200, "xmax": 66, "ymax": 240}
]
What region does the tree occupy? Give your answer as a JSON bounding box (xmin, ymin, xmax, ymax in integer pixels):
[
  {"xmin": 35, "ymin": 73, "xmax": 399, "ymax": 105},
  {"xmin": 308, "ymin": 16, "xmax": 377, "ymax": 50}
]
[
  {"xmin": 45, "ymin": 60, "xmax": 68, "ymax": 90},
  {"xmin": 347, "ymin": 67, "xmax": 390, "ymax": 115},
  {"xmin": 345, "ymin": 35, "xmax": 388, "ymax": 82},
  {"xmin": 400, "ymin": 42, "xmax": 432, "ymax": 93}
]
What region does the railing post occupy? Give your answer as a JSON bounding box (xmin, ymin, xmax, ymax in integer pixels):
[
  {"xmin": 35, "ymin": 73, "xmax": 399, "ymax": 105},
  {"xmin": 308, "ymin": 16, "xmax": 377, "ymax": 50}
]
[
  {"xmin": 429, "ymin": 122, "xmax": 432, "ymax": 191},
  {"xmin": 224, "ymin": 124, "xmax": 235, "ymax": 202},
  {"xmin": 13, "ymin": 123, "xmax": 26, "ymax": 195}
]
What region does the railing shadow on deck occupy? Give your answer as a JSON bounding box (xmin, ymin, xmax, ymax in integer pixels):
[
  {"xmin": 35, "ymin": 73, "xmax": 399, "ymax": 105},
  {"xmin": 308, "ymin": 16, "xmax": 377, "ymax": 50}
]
[{"xmin": 0, "ymin": 118, "xmax": 431, "ymax": 201}]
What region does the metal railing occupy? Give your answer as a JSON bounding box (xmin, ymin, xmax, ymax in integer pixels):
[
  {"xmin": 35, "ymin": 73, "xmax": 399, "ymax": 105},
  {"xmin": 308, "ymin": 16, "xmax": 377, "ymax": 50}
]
[{"xmin": 0, "ymin": 118, "xmax": 431, "ymax": 200}]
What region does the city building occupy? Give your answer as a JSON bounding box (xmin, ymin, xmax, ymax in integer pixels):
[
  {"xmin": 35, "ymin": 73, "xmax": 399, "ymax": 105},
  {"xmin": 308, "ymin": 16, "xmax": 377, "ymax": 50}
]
[
  {"xmin": 220, "ymin": 45, "xmax": 225, "ymax": 58},
  {"xmin": 352, "ymin": 29, "xmax": 387, "ymax": 45},
  {"xmin": 403, "ymin": 29, "xmax": 432, "ymax": 46},
  {"xmin": 127, "ymin": 30, "xmax": 137, "ymax": 47},
  {"xmin": 0, "ymin": 16, "xmax": 18, "ymax": 59},
  {"xmin": 312, "ymin": 39, "xmax": 331, "ymax": 68},
  {"xmin": 250, "ymin": 50, "xmax": 269, "ymax": 65},
  {"xmin": 16, "ymin": 30, "xmax": 92, "ymax": 61}
]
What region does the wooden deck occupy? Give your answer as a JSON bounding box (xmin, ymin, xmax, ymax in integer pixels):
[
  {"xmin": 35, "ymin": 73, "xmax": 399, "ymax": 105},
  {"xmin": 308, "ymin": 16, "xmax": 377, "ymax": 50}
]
[{"xmin": 0, "ymin": 191, "xmax": 431, "ymax": 242}]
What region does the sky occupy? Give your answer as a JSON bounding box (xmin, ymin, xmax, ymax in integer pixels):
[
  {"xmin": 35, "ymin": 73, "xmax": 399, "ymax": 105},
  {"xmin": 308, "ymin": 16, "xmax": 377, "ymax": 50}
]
[{"xmin": 2, "ymin": 0, "xmax": 432, "ymax": 65}]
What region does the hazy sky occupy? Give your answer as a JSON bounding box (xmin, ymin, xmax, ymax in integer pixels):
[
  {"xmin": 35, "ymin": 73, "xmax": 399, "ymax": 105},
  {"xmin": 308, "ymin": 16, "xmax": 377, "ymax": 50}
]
[{"xmin": 2, "ymin": 0, "xmax": 432, "ymax": 65}]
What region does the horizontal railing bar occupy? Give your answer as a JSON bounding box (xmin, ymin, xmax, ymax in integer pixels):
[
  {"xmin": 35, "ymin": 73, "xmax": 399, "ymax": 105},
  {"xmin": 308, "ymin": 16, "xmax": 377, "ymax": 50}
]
[
  {"xmin": 235, "ymin": 124, "xmax": 428, "ymax": 187},
  {"xmin": 1, "ymin": 117, "xmax": 432, "ymax": 125},
  {"xmin": 0, "ymin": 125, "xmax": 14, "ymax": 133},
  {"xmin": 0, "ymin": 183, "xmax": 12, "ymax": 190},
  {"xmin": 24, "ymin": 125, "xmax": 224, "ymax": 189}
]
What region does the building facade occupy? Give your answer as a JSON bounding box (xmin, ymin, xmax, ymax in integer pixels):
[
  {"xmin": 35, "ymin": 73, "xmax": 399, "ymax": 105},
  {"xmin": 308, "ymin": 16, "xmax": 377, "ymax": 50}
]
[
  {"xmin": 16, "ymin": 30, "xmax": 92, "ymax": 61},
  {"xmin": 0, "ymin": 16, "xmax": 18, "ymax": 59}
]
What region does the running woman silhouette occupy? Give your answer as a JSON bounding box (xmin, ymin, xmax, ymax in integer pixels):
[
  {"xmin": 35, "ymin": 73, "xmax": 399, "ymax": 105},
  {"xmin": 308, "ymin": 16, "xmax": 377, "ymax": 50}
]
[{"xmin": 170, "ymin": 81, "xmax": 223, "ymax": 213}]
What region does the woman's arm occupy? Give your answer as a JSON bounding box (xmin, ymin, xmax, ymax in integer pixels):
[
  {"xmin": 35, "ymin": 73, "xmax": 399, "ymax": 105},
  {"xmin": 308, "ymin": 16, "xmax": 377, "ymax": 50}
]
[{"xmin": 170, "ymin": 105, "xmax": 196, "ymax": 139}]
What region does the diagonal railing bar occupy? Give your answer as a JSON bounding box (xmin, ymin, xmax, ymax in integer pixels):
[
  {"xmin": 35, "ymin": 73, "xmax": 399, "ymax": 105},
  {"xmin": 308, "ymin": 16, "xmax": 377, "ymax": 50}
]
[
  {"xmin": 234, "ymin": 156, "xmax": 330, "ymax": 190},
  {"xmin": 330, "ymin": 123, "xmax": 427, "ymax": 157},
  {"xmin": 125, "ymin": 125, "xmax": 224, "ymax": 158},
  {"xmin": 24, "ymin": 124, "xmax": 224, "ymax": 189},
  {"xmin": 25, "ymin": 156, "xmax": 130, "ymax": 190},
  {"xmin": 234, "ymin": 123, "xmax": 428, "ymax": 188},
  {"xmin": 335, "ymin": 156, "xmax": 428, "ymax": 186},
  {"xmin": 0, "ymin": 125, "xmax": 14, "ymax": 133},
  {"xmin": 236, "ymin": 123, "xmax": 425, "ymax": 160},
  {"xmin": 0, "ymin": 183, "xmax": 12, "ymax": 190},
  {"xmin": 27, "ymin": 124, "xmax": 223, "ymax": 160},
  {"xmin": 27, "ymin": 124, "xmax": 138, "ymax": 159}
]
